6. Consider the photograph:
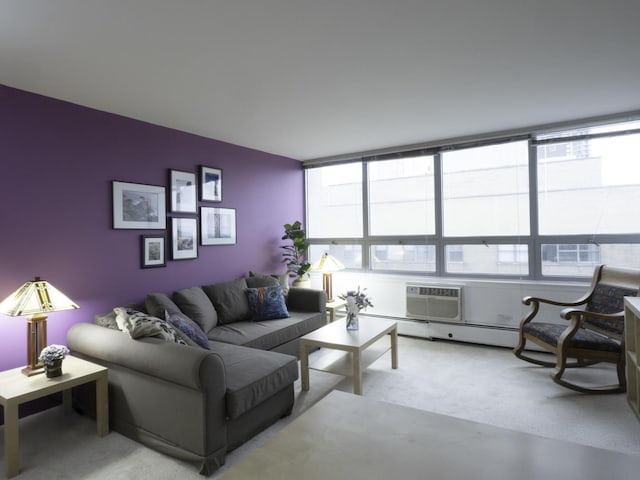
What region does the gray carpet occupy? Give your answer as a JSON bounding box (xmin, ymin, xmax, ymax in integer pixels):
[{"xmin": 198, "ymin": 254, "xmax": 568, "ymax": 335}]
[{"xmin": 2, "ymin": 336, "xmax": 639, "ymax": 479}]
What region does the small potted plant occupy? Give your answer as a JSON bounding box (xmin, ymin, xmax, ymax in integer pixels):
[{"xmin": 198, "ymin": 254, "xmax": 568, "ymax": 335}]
[
  {"xmin": 38, "ymin": 344, "xmax": 69, "ymax": 378},
  {"xmin": 281, "ymin": 220, "xmax": 311, "ymax": 287},
  {"xmin": 339, "ymin": 286, "xmax": 373, "ymax": 330}
]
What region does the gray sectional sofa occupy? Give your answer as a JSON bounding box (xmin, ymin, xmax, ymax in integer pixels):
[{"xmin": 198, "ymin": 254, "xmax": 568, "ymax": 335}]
[{"xmin": 66, "ymin": 274, "xmax": 327, "ymax": 475}]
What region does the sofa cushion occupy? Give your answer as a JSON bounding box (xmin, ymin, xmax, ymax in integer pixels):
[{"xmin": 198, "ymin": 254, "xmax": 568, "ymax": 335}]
[
  {"xmin": 245, "ymin": 285, "xmax": 289, "ymax": 321},
  {"xmin": 209, "ymin": 341, "xmax": 298, "ymax": 419},
  {"xmin": 202, "ymin": 279, "xmax": 251, "ymax": 325},
  {"xmin": 246, "ymin": 273, "xmax": 279, "ymax": 288},
  {"xmin": 166, "ymin": 310, "xmax": 210, "ymax": 349},
  {"xmin": 113, "ymin": 307, "xmax": 187, "ymax": 345},
  {"xmin": 172, "ymin": 287, "xmax": 218, "ymax": 333},
  {"xmin": 247, "ymin": 271, "xmax": 289, "ymax": 295},
  {"xmin": 206, "ymin": 311, "xmax": 324, "ymax": 350},
  {"xmin": 146, "ymin": 293, "xmax": 181, "ymax": 319}
]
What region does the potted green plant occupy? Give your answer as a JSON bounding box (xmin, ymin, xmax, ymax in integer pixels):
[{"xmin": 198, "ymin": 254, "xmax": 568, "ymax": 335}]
[{"xmin": 281, "ymin": 220, "xmax": 311, "ymax": 287}]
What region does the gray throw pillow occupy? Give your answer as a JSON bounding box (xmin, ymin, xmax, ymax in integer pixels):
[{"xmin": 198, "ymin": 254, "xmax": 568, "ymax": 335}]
[
  {"xmin": 246, "ymin": 273, "xmax": 279, "ymax": 288},
  {"xmin": 172, "ymin": 287, "xmax": 218, "ymax": 333},
  {"xmin": 202, "ymin": 278, "xmax": 251, "ymax": 325},
  {"xmin": 145, "ymin": 293, "xmax": 181, "ymax": 319},
  {"xmin": 248, "ymin": 271, "xmax": 289, "ymax": 295}
]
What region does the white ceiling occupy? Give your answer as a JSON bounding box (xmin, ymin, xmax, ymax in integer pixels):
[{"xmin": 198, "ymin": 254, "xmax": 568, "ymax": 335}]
[{"xmin": 2, "ymin": 1, "xmax": 640, "ymax": 161}]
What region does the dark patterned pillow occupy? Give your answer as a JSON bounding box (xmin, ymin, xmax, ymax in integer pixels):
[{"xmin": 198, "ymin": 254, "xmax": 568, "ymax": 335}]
[
  {"xmin": 166, "ymin": 310, "xmax": 210, "ymax": 349},
  {"xmin": 245, "ymin": 285, "xmax": 289, "ymax": 321},
  {"xmin": 113, "ymin": 307, "xmax": 187, "ymax": 345}
]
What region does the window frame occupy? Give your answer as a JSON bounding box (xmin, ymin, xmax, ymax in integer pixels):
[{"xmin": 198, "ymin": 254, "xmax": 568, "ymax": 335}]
[{"xmin": 304, "ymin": 120, "xmax": 640, "ymax": 281}]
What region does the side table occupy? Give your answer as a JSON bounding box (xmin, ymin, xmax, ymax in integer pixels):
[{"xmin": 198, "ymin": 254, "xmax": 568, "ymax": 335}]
[
  {"xmin": 0, "ymin": 355, "xmax": 109, "ymax": 478},
  {"xmin": 325, "ymin": 300, "xmax": 346, "ymax": 322}
]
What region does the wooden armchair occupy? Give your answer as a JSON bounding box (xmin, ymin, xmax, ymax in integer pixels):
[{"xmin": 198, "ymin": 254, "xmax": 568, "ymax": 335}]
[{"xmin": 513, "ymin": 264, "xmax": 640, "ymax": 393}]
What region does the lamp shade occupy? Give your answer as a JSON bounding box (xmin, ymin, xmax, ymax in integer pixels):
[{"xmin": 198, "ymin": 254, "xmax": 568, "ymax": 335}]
[
  {"xmin": 311, "ymin": 253, "xmax": 345, "ymax": 273},
  {"xmin": 0, "ymin": 277, "xmax": 79, "ymax": 316}
]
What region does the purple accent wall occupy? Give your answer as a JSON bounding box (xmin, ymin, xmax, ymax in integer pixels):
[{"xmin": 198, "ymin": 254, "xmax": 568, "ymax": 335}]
[{"xmin": 0, "ymin": 85, "xmax": 304, "ymax": 371}]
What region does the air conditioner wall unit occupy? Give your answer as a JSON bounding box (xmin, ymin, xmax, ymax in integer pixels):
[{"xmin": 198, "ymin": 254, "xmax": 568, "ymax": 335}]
[{"xmin": 406, "ymin": 284, "xmax": 463, "ymax": 322}]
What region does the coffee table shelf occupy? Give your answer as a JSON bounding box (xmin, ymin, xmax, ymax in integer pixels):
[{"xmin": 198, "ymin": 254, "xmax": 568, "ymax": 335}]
[
  {"xmin": 309, "ymin": 337, "xmax": 391, "ymax": 377},
  {"xmin": 300, "ymin": 317, "xmax": 398, "ymax": 395}
]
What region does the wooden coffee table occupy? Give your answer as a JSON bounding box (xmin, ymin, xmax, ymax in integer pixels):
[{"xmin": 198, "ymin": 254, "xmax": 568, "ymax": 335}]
[
  {"xmin": 299, "ymin": 317, "xmax": 398, "ymax": 395},
  {"xmin": 219, "ymin": 390, "xmax": 640, "ymax": 480}
]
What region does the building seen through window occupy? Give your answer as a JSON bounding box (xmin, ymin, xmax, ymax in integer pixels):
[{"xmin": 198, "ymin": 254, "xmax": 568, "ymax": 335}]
[{"xmin": 305, "ymin": 120, "xmax": 640, "ymax": 279}]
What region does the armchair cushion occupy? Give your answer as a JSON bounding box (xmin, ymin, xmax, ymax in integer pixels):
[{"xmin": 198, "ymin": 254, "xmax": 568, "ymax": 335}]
[
  {"xmin": 584, "ymin": 283, "xmax": 636, "ymax": 335},
  {"xmin": 523, "ymin": 322, "xmax": 622, "ymax": 353}
]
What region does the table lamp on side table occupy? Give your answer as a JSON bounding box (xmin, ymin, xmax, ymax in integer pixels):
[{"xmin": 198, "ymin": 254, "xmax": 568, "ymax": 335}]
[
  {"xmin": 0, "ymin": 277, "xmax": 79, "ymax": 376},
  {"xmin": 311, "ymin": 253, "xmax": 345, "ymax": 302}
]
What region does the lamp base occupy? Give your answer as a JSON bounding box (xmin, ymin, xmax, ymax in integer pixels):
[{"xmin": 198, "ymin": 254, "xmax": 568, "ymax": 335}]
[
  {"xmin": 21, "ymin": 364, "xmax": 45, "ymax": 376},
  {"xmin": 322, "ymin": 273, "xmax": 334, "ymax": 303}
]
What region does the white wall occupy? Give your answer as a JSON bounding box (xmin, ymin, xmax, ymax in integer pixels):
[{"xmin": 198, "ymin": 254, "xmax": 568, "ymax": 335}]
[{"xmin": 310, "ymin": 271, "xmax": 589, "ymax": 347}]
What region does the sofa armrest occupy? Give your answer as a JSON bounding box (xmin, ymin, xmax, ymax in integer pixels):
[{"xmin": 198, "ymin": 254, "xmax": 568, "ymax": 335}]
[
  {"xmin": 286, "ymin": 287, "xmax": 327, "ymax": 313},
  {"xmin": 67, "ymin": 322, "xmax": 226, "ymax": 391}
]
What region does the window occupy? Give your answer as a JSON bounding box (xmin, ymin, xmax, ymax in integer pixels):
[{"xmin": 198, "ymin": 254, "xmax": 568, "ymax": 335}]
[
  {"xmin": 306, "ymin": 163, "xmax": 363, "ymax": 238},
  {"xmin": 541, "ymin": 244, "xmax": 600, "ymax": 264},
  {"xmin": 498, "ymin": 245, "xmax": 529, "ymax": 264},
  {"xmin": 309, "ymin": 244, "xmax": 362, "ymax": 269},
  {"xmin": 370, "ymin": 244, "xmax": 436, "ymax": 272},
  {"xmin": 441, "ymin": 141, "xmax": 529, "ymax": 237},
  {"xmin": 368, "ymin": 156, "xmax": 435, "ymax": 236},
  {"xmin": 304, "ymin": 118, "xmax": 640, "ymax": 279},
  {"xmin": 446, "ymin": 244, "xmax": 529, "ymax": 275},
  {"xmin": 537, "ymin": 133, "xmax": 640, "ymax": 235}
]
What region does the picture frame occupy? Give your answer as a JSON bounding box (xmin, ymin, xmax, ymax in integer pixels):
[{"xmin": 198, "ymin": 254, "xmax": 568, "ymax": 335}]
[
  {"xmin": 170, "ymin": 169, "xmax": 197, "ymax": 213},
  {"xmin": 171, "ymin": 217, "xmax": 199, "ymax": 260},
  {"xmin": 200, "ymin": 165, "xmax": 222, "ymax": 202},
  {"xmin": 200, "ymin": 207, "xmax": 236, "ymax": 245},
  {"xmin": 112, "ymin": 181, "xmax": 166, "ymax": 229},
  {"xmin": 141, "ymin": 235, "xmax": 166, "ymax": 268}
]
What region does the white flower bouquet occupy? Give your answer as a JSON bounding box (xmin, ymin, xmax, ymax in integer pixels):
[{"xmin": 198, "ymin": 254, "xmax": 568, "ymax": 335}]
[{"xmin": 38, "ymin": 344, "xmax": 69, "ymax": 366}]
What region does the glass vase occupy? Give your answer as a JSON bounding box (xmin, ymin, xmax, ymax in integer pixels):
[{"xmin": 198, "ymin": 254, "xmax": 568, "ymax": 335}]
[{"xmin": 346, "ymin": 312, "xmax": 359, "ymax": 330}]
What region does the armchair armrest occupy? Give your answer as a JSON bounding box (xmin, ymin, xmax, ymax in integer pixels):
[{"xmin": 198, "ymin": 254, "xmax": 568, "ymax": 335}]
[
  {"xmin": 560, "ymin": 308, "xmax": 624, "ymax": 321},
  {"xmin": 522, "ymin": 295, "xmax": 587, "ymax": 308}
]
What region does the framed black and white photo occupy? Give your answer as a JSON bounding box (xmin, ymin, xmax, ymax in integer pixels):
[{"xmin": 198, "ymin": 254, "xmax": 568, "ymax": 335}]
[
  {"xmin": 201, "ymin": 207, "xmax": 236, "ymax": 245},
  {"xmin": 200, "ymin": 165, "xmax": 222, "ymax": 202},
  {"xmin": 171, "ymin": 217, "xmax": 198, "ymax": 260},
  {"xmin": 141, "ymin": 235, "xmax": 166, "ymax": 268},
  {"xmin": 170, "ymin": 170, "xmax": 197, "ymax": 213},
  {"xmin": 113, "ymin": 181, "xmax": 166, "ymax": 229}
]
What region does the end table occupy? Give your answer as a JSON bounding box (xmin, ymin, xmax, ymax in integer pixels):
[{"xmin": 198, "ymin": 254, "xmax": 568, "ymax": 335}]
[
  {"xmin": 325, "ymin": 300, "xmax": 346, "ymax": 322},
  {"xmin": 0, "ymin": 355, "xmax": 109, "ymax": 478}
]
